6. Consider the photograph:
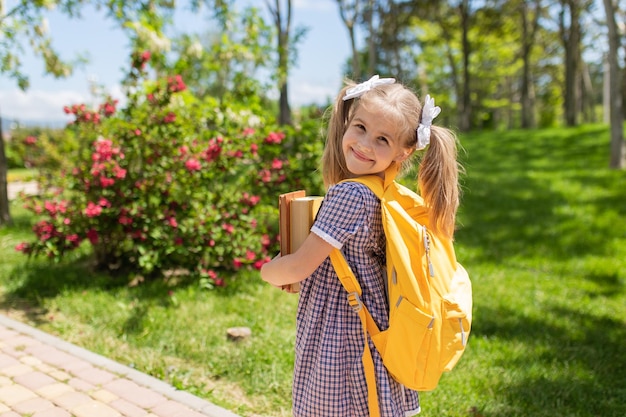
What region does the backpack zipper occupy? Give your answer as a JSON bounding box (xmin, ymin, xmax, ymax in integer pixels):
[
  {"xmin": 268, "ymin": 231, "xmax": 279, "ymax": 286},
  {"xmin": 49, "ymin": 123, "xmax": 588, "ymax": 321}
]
[{"xmin": 423, "ymin": 225, "xmax": 435, "ymax": 277}]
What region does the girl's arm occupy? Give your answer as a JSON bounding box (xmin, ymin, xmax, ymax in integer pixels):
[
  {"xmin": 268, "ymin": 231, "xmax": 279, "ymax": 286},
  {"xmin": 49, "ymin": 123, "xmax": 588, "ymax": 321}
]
[{"xmin": 261, "ymin": 232, "xmax": 334, "ymax": 287}]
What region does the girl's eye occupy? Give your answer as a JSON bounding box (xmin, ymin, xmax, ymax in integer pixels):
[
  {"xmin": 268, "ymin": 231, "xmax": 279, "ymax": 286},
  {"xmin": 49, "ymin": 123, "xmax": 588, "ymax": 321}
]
[{"xmin": 378, "ymin": 136, "xmax": 389, "ymax": 144}]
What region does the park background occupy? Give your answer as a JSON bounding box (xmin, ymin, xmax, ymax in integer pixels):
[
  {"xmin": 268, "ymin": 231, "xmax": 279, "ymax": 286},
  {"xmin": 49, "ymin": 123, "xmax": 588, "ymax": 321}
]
[{"xmin": 1, "ymin": 1, "xmax": 625, "ymax": 416}]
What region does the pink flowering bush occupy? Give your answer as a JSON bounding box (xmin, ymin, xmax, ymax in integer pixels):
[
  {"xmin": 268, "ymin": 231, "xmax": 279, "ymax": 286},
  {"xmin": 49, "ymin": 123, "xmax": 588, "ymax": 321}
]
[{"xmin": 17, "ymin": 51, "xmax": 324, "ymax": 285}]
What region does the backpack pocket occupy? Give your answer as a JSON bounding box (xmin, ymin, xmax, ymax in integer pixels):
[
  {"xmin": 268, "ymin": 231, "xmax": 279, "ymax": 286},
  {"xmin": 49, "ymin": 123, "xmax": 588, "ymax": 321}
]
[
  {"xmin": 382, "ymin": 296, "xmax": 434, "ymax": 389},
  {"xmin": 439, "ymin": 296, "xmax": 471, "ymax": 371},
  {"xmin": 439, "ymin": 266, "xmax": 472, "ymax": 371}
]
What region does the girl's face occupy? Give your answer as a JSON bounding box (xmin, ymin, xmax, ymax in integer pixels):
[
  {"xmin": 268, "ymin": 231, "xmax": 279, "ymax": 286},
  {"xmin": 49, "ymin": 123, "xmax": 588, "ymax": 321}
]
[{"xmin": 342, "ymin": 105, "xmax": 411, "ymax": 178}]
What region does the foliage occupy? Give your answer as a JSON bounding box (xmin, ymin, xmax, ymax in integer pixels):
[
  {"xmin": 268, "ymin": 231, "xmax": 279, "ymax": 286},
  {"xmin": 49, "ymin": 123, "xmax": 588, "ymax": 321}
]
[
  {"xmin": 4, "ymin": 126, "xmax": 71, "ymax": 171},
  {"xmin": 15, "ymin": 51, "xmax": 324, "ymax": 282},
  {"xmin": 167, "ymin": 6, "xmax": 274, "ymax": 101}
]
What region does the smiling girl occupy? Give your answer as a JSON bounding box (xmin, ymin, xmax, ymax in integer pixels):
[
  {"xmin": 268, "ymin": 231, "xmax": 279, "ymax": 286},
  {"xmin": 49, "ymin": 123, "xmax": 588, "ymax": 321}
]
[{"xmin": 261, "ymin": 75, "xmax": 461, "ymax": 417}]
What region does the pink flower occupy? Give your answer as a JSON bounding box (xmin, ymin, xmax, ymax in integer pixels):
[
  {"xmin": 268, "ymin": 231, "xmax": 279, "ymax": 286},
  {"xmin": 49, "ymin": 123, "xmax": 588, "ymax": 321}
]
[
  {"xmin": 66, "ymin": 234, "xmax": 80, "ymax": 243},
  {"xmin": 113, "ymin": 165, "xmax": 127, "ymax": 179},
  {"xmin": 271, "ymin": 158, "xmax": 283, "ymax": 170},
  {"xmin": 58, "ymin": 200, "xmax": 68, "ymax": 213},
  {"xmin": 86, "ymin": 229, "xmax": 99, "ymax": 244},
  {"xmin": 167, "ymin": 75, "xmax": 186, "ymax": 93},
  {"xmin": 33, "ymin": 220, "xmax": 55, "ymax": 241},
  {"xmin": 98, "ymin": 197, "xmax": 111, "ymax": 208},
  {"xmin": 233, "ymin": 258, "xmax": 243, "ymax": 269},
  {"xmin": 259, "ymin": 169, "xmax": 272, "ymax": 183},
  {"xmin": 15, "ymin": 242, "xmax": 30, "ymax": 253},
  {"xmin": 44, "ymin": 200, "xmax": 57, "ymax": 216},
  {"xmin": 185, "ymin": 158, "xmax": 202, "ymax": 171},
  {"xmin": 84, "ymin": 202, "xmax": 102, "ymax": 218},
  {"xmin": 100, "ymin": 176, "xmax": 115, "ymax": 188},
  {"xmin": 264, "ymin": 131, "xmax": 285, "ymax": 144},
  {"xmin": 119, "ymin": 215, "xmax": 133, "ymax": 225},
  {"xmin": 250, "ymin": 143, "xmax": 258, "ymax": 155},
  {"xmin": 253, "ymin": 259, "xmax": 267, "ymax": 270},
  {"xmin": 168, "ymin": 217, "xmax": 178, "ymax": 228},
  {"xmin": 203, "ymin": 138, "xmax": 222, "ymax": 162},
  {"xmin": 222, "ymin": 223, "xmax": 234, "ymax": 234},
  {"xmin": 163, "ymin": 112, "xmax": 176, "ymax": 123},
  {"xmin": 242, "ymin": 128, "xmax": 255, "ymax": 136},
  {"xmin": 229, "ymin": 150, "xmax": 243, "ymax": 158},
  {"xmin": 246, "ymin": 250, "xmax": 256, "ymax": 261},
  {"xmin": 240, "ymin": 193, "xmax": 261, "ymax": 207},
  {"xmin": 24, "ymin": 136, "xmax": 37, "ymax": 146}
]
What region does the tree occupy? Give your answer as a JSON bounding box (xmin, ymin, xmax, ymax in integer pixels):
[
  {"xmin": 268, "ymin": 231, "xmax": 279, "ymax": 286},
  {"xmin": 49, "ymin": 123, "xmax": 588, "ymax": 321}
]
[
  {"xmin": 603, "ymin": 0, "xmax": 626, "ymax": 169},
  {"xmin": 558, "ymin": 0, "xmax": 584, "ymax": 126},
  {"xmin": 265, "ymin": 0, "xmax": 293, "ymax": 126},
  {"xmin": 517, "ymin": 0, "xmax": 543, "ymax": 128},
  {"xmin": 0, "ymin": 0, "xmax": 74, "ymax": 225},
  {"xmin": 336, "ymin": 0, "xmax": 363, "ymax": 79}
]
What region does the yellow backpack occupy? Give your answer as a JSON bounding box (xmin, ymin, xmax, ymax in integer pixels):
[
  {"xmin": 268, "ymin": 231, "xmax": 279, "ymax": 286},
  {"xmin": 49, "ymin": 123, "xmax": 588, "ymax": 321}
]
[{"xmin": 329, "ymin": 166, "xmax": 472, "ymax": 417}]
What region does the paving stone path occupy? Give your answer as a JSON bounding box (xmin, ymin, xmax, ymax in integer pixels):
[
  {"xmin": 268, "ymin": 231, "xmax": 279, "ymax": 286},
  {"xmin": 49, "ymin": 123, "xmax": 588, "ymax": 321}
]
[{"xmin": 0, "ymin": 314, "xmax": 240, "ymax": 417}]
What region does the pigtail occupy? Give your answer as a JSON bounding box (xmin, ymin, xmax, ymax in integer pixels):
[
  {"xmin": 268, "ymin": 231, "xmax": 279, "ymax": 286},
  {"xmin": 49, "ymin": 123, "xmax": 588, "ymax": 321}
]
[
  {"xmin": 418, "ymin": 125, "xmax": 460, "ymax": 239},
  {"xmin": 321, "ymin": 84, "xmax": 355, "ymax": 187}
]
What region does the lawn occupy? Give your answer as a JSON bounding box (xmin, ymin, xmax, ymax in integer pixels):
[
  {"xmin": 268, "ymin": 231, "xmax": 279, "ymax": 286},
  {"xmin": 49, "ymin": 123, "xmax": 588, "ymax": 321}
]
[{"xmin": 1, "ymin": 124, "xmax": 625, "ymax": 416}]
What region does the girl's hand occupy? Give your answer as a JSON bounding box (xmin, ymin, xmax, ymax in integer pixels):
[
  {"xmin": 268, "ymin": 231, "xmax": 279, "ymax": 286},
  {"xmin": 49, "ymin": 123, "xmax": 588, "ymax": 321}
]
[{"xmin": 281, "ymin": 282, "xmax": 301, "ymax": 293}]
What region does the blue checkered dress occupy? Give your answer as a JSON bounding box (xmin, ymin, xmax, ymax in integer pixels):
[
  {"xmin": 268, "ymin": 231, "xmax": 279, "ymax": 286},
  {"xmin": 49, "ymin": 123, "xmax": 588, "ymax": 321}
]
[{"xmin": 293, "ymin": 182, "xmax": 420, "ymax": 417}]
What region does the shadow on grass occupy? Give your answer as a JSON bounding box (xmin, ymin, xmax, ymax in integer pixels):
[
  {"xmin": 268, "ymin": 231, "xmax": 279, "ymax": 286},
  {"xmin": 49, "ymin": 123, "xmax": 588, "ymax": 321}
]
[
  {"xmin": 2, "ymin": 245, "xmax": 258, "ymax": 337},
  {"xmin": 456, "ymin": 125, "xmax": 626, "ymax": 264},
  {"xmin": 457, "ymin": 125, "xmax": 625, "ymax": 416},
  {"xmin": 474, "ymin": 301, "xmax": 626, "ymax": 417}
]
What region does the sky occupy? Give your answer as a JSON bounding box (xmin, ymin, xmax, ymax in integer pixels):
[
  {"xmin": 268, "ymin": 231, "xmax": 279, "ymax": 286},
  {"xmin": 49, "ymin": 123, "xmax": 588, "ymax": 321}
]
[{"xmin": 0, "ymin": 0, "xmax": 352, "ymax": 125}]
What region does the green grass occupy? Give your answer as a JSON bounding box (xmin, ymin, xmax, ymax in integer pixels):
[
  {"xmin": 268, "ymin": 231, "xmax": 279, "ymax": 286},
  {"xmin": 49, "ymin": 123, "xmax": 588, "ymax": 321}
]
[
  {"xmin": 6, "ymin": 168, "xmax": 36, "ymax": 182},
  {"xmin": 2, "ymin": 123, "xmax": 625, "ymax": 416}
]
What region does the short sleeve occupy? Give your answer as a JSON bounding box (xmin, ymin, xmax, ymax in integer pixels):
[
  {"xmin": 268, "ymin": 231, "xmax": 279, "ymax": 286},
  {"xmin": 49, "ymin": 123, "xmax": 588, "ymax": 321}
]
[{"xmin": 311, "ymin": 182, "xmax": 368, "ymax": 249}]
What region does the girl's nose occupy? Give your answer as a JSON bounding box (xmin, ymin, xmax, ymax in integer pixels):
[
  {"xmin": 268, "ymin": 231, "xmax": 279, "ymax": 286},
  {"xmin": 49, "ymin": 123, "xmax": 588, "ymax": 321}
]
[{"xmin": 358, "ymin": 135, "xmax": 374, "ymax": 151}]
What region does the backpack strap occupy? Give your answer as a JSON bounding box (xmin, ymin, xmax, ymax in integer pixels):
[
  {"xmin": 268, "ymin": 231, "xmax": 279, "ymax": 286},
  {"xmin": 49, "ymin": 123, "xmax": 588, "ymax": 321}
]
[
  {"xmin": 329, "ymin": 249, "xmax": 382, "ymax": 417},
  {"xmin": 329, "ymin": 166, "xmax": 401, "ymax": 416}
]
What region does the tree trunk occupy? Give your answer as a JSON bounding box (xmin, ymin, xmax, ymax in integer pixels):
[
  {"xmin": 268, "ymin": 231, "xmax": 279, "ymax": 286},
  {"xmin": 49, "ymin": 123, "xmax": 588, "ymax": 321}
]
[
  {"xmin": 459, "ymin": 0, "xmax": 472, "ymax": 132},
  {"xmin": 367, "ymin": 0, "xmax": 376, "ymax": 76},
  {"xmin": 0, "ymin": 109, "xmax": 11, "ymax": 225},
  {"xmin": 603, "ymin": 0, "xmax": 626, "ymax": 169},
  {"xmin": 520, "ymin": 0, "xmax": 540, "ymax": 129},
  {"xmin": 560, "ymin": 0, "xmax": 581, "ymax": 126},
  {"xmin": 581, "ymin": 61, "xmax": 595, "ymax": 123},
  {"xmin": 336, "ymin": 0, "xmax": 360, "ymax": 79},
  {"xmin": 278, "ymin": 29, "xmax": 292, "ymax": 126},
  {"xmin": 267, "ymin": 0, "xmax": 293, "ymax": 126}
]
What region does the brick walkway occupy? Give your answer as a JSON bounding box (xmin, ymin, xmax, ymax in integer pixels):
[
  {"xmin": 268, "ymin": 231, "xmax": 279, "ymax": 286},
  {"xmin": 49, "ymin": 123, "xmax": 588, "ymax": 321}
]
[{"xmin": 0, "ymin": 314, "xmax": 240, "ymax": 417}]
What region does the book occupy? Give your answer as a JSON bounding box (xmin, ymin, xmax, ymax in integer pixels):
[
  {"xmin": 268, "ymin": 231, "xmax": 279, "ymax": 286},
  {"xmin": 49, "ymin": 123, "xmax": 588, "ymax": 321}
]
[
  {"xmin": 278, "ymin": 192, "xmax": 324, "ymax": 294},
  {"xmin": 278, "ymin": 190, "xmax": 306, "ymax": 256},
  {"xmin": 290, "ymin": 196, "xmax": 324, "ymax": 253}
]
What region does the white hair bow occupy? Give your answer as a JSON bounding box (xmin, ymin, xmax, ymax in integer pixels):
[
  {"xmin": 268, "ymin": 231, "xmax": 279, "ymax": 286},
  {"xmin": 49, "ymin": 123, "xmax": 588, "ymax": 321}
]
[
  {"xmin": 416, "ymin": 94, "xmax": 441, "ymax": 150},
  {"xmin": 343, "ymin": 75, "xmax": 396, "ymax": 101}
]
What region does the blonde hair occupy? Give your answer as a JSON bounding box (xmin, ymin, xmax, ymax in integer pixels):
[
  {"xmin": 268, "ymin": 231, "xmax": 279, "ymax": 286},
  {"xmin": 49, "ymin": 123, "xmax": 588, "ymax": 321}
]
[{"xmin": 321, "ymin": 78, "xmax": 461, "ymax": 238}]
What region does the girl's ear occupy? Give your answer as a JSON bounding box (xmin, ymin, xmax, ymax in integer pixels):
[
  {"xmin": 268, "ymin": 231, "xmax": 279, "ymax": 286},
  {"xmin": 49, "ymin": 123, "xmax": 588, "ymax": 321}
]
[{"xmin": 394, "ymin": 147, "xmax": 413, "ymax": 163}]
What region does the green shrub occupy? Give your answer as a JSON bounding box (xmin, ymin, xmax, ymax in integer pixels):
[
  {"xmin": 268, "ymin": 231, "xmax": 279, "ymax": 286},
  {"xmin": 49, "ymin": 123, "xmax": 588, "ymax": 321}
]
[{"xmin": 16, "ymin": 52, "xmax": 324, "ymax": 284}]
